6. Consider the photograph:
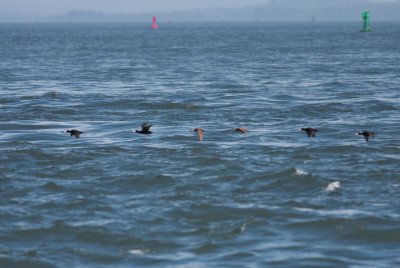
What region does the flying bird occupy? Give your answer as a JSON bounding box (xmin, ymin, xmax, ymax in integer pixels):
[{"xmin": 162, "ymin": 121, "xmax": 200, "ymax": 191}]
[
  {"xmin": 66, "ymin": 129, "xmax": 83, "ymax": 138},
  {"xmin": 234, "ymin": 127, "xmax": 247, "ymax": 133},
  {"xmin": 135, "ymin": 123, "xmax": 152, "ymax": 134},
  {"xmin": 193, "ymin": 128, "xmax": 205, "ymax": 141},
  {"xmin": 356, "ymin": 131, "xmax": 375, "ymax": 142},
  {"xmin": 299, "ymin": 127, "xmax": 318, "ymax": 137}
]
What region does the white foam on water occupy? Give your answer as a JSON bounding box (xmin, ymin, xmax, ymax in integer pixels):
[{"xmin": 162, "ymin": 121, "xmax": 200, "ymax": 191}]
[
  {"xmin": 294, "ymin": 207, "xmax": 374, "ymax": 217},
  {"xmin": 325, "ymin": 181, "xmax": 341, "ymax": 192},
  {"xmin": 294, "ymin": 168, "xmax": 308, "ymax": 176},
  {"xmin": 129, "ymin": 249, "xmax": 145, "ymax": 256}
]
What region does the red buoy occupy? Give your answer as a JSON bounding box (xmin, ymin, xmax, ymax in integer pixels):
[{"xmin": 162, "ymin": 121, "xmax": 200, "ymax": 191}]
[{"xmin": 151, "ymin": 16, "xmax": 159, "ymax": 29}]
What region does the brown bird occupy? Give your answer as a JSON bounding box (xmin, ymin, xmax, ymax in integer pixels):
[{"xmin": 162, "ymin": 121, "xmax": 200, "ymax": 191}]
[
  {"xmin": 193, "ymin": 128, "xmax": 205, "ymax": 141},
  {"xmin": 299, "ymin": 127, "xmax": 318, "ymax": 137},
  {"xmin": 135, "ymin": 123, "xmax": 152, "ymax": 134},
  {"xmin": 66, "ymin": 129, "xmax": 83, "ymax": 138},
  {"xmin": 356, "ymin": 131, "xmax": 375, "ymax": 142},
  {"xmin": 234, "ymin": 127, "xmax": 247, "ymax": 133}
]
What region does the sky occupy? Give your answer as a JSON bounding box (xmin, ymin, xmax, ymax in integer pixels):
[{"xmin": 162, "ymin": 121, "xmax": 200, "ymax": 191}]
[
  {"xmin": 0, "ymin": 0, "xmax": 398, "ymax": 21},
  {"xmin": 0, "ymin": 0, "xmax": 271, "ymax": 15}
]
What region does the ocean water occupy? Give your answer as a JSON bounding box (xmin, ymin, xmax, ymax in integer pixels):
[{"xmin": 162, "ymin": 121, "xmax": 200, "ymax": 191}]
[{"xmin": 1, "ymin": 22, "xmax": 399, "ymax": 267}]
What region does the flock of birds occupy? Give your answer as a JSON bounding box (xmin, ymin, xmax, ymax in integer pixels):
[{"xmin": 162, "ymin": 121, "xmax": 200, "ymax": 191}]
[
  {"xmin": 66, "ymin": 123, "xmax": 376, "ymax": 142},
  {"xmin": 65, "ymin": 123, "xmax": 375, "ymax": 194}
]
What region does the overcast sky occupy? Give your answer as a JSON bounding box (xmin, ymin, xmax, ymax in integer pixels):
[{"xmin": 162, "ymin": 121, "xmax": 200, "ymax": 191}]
[
  {"xmin": 0, "ymin": 0, "xmax": 398, "ymax": 20},
  {"xmin": 0, "ymin": 0, "xmax": 273, "ymax": 15}
]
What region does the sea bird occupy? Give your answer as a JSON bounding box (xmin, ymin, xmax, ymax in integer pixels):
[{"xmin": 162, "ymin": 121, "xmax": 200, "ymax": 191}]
[
  {"xmin": 356, "ymin": 131, "xmax": 375, "ymax": 142},
  {"xmin": 66, "ymin": 129, "xmax": 83, "ymax": 138},
  {"xmin": 135, "ymin": 123, "xmax": 152, "ymax": 134},
  {"xmin": 234, "ymin": 127, "xmax": 247, "ymax": 133},
  {"xmin": 193, "ymin": 128, "xmax": 205, "ymax": 141},
  {"xmin": 299, "ymin": 127, "xmax": 318, "ymax": 138}
]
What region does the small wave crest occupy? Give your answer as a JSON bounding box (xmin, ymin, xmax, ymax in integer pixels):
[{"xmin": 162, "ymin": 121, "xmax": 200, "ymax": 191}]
[
  {"xmin": 325, "ymin": 181, "xmax": 341, "ymax": 192},
  {"xmin": 294, "ymin": 168, "xmax": 308, "ymax": 176},
  {"xmin": 129, "ymin": 249, "xmax": 146, "ymax": 256}
]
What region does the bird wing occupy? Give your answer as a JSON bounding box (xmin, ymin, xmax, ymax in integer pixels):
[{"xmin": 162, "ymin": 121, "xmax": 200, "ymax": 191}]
[
  {"xmin": 197, "ymin": 131, "xmax": 204, "ymax": 141},
  {"xmin": 142, "ymin": 123, "xmax": 152, "ymax": 132},
  {"xmin": 142, "ymin": 125, "xmax": 152, "ymax": 131}
]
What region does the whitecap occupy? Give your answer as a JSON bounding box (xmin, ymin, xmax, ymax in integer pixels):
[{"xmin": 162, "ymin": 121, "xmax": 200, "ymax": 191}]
[
  {"xmin": 294, "ymin": 207, "xmax": 374, "ymax": 218},
  {"xmin": 294, "ymin": 168, "xmax": 308, "ymax": 176},
  {"xmin": 326, "ymin": 181, "xmax": 341, "ymax": 192},
  {"xmin": 129, "ymin": 249, "xmax": 145, "ymax": 256}
]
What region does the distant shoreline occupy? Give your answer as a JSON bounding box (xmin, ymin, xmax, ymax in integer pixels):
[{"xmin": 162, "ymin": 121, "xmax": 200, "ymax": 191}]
[
  {"xmin": 0, "ymin": 20, "xmax": 399, "ymax": 24},
  {"xmin": 1, "ymin": 1, "xmax": 400, "ymax": 23}
]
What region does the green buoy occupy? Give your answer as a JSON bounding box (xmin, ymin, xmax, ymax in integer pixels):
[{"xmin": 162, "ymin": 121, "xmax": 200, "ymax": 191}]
[{"xmin": 361, "ymin": 11, "xmax": 371, "ymax": 32}]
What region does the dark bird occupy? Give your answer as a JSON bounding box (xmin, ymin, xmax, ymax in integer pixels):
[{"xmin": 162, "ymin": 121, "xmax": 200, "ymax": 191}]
[
  {"xmin": 135, "ymin": 123, "xmax": 152, "ymax": 134},
  {"xmin": 66, "ymin": 129, "xmax": 83, "ymax": 138},
  {"xmin": 234, "ymin": 127, "xmax": 247, "ymax": 133},
  {"xmin": 299, "ymin": 127, "xmax": 318, "ymax": 137},
  {"xmin": 193, "ymin": 128, "xmax": 205, "ymax": 141},
  {"xmin": 356, "ymin": 131, "xmax": 375, "ymax": 142}
]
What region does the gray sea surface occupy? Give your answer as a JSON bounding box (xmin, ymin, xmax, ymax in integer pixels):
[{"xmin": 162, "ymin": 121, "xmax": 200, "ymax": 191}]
[{"xmin": 1, "ymin": 22, "xmax": 400, "ymax": 267}]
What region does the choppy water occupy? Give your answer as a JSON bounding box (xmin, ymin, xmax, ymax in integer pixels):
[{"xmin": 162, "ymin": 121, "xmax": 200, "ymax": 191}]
[{"xmin": 1, "ymin": 22, "xmax": 400, "ymax": 267}]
